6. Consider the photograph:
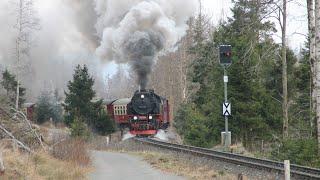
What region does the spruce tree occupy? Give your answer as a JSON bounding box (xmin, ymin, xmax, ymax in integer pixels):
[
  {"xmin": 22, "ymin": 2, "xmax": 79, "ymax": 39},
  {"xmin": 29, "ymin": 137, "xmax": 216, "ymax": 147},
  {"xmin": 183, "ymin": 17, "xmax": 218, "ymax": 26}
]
[
  {"xmin": 1, "ymin": 69, "xmax": 26, "ymax": 107},
  {"xmin": 176, "ymin": 0, "xmax": 282, "ymax": 148},
  {"xmin": 35, "ymin": 91, "xmax": 63, "ymax": 124},
  {"xmin": 64, "ymin": 64, "xmax": 115, "ymax": 136},
  {"xmin": 1, "ymin": 69, "xmax": 15, "ymax": 96},
  {"xmin": 64, "ymin": 64, "xmax": 95, "ymax": 126}
]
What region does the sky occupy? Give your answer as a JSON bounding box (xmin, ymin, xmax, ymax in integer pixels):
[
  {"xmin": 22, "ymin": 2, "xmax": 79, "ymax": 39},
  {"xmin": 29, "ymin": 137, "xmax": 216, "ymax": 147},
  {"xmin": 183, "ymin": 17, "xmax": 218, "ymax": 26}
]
[
  {"xmin": 103, "ymin": 0, "xmax": 309, "ymax": 77},
  {"xmin": 100, "ymin": 0, "xmax": 309, "ymax": 78},
  {"xmin": 202, "ymin": 0, "xmax": 308, "ymax": 51},
  {"xmin": 0, "ymin": 0, "xmax": 310, "ymax": 99}
]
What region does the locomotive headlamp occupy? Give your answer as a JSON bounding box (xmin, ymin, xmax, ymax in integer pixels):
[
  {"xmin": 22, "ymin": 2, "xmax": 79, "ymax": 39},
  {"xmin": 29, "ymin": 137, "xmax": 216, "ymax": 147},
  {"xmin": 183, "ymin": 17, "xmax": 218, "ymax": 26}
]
[
  {"xmin": 149, "ymin": 115, "xmax": 152, "ymax": 120},
  {"xmin": 141, "ymin": 95, "xmax": 145, "ymax": 99},
  {"xmin": 133, "ymin": 116, "xmax": 138, "ymax": 120}
]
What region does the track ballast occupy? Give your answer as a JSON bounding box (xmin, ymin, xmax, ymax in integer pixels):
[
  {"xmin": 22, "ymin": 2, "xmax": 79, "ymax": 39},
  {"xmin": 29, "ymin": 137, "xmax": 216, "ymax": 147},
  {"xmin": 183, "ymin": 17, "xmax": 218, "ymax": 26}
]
[{"xmin": 135, "ymin": 138, "xmax": 320, "ymax": 179}]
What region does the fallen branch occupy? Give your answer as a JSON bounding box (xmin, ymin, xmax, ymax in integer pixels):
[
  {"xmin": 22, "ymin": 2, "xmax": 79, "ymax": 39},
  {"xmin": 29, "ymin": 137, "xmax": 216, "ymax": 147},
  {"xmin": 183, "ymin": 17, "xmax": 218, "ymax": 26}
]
[
  {"xmin": 11, "ymin": 108, "xmax": 46, "ymax": 151},
  {"xmin": 0, "ymin": 123, "xmax": 31, "ymax": 153}
]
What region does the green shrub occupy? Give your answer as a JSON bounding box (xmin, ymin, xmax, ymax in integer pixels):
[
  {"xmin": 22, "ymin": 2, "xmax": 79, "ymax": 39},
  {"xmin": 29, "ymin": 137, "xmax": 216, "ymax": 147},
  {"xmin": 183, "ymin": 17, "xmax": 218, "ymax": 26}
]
[
  {"xmin": 70, "ymin": 118, "xmax": 91, "ymax": 139},
  {"xmin": 271, "ymin": 138, "xmax": 320, "ymax": 168},
  {"xmin": 174, "ymin": 104, "xmax": 212, "ymax": 147},
  {"xmin": 93, "ymin": 109, "xmax": 115, "ymax": 135}
]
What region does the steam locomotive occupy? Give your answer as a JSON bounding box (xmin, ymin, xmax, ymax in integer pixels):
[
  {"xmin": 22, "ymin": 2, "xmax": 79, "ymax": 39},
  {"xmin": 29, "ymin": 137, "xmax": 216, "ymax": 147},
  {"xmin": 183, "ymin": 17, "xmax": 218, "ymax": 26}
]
[{"xmin": 106, "ymin": 89, "xmax": 170, "ymax": 136}]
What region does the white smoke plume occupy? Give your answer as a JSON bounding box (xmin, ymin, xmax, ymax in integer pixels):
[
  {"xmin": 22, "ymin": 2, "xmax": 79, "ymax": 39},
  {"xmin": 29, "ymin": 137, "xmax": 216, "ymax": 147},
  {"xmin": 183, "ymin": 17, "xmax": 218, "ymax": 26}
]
[
  {"xmin": 0, "ymin": 0, "xmax": 197, "ymax": 101},
  {"xmin": 0, "ymin": 0, "xmax": 104, "ymax": 100},
  {"xmin": 94, "ymin": 0, "xmax": 197, "ymax": 89}
]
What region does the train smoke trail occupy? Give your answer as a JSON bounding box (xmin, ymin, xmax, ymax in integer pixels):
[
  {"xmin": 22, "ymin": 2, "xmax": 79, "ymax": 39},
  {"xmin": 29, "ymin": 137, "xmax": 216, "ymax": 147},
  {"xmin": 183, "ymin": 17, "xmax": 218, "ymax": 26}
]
[
  {"xmin": 94, "ymin": 0, "xmax": 197, "ymax": 89},
  {"xmin": 0, "ymin": 0, "xmax": 112, "ymax": 100}
]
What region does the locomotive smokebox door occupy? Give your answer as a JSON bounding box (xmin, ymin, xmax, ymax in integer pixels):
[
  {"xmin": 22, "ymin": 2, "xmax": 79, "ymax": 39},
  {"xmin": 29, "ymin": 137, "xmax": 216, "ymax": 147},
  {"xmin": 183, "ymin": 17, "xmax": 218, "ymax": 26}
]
[{"xmin": 219, "ymin": 45, "xmax": 232, "ymax": 65}]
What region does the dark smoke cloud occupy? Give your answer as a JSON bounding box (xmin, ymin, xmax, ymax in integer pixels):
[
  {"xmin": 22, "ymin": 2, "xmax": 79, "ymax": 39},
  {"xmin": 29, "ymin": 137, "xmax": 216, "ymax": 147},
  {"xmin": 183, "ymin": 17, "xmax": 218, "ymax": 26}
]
[
  {"xmin": 125, "ymin": 31, "xmax": 164, "ymax": 89},
  {"xmin": 95, "ymin": 0, "xmax": 197, "ymax": 89}
]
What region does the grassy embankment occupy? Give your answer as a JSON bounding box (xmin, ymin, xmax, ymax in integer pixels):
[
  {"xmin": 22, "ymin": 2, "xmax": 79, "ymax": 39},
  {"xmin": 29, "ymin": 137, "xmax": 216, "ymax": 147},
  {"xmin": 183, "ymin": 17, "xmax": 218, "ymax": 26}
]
[{"xmin": 1, "ymin": 138, "xmax": 91, "ymax": 179}]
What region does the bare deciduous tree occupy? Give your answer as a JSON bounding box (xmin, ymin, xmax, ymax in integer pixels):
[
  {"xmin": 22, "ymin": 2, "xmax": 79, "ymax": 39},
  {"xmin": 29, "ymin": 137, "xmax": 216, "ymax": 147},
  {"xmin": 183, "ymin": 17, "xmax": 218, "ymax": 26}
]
[
  {"xmin": 268, "ymin": 0, "xmax": 289, "ymax": 138},
  {"xmin": 307, "ymin": 0, "xmax": 316, "ymax": 135},
  {"xmin": 13, "ymin": 0, "xmax": 39, "ymax": 109},
  {"xmin": 281, "ymin": 0, "xmax": 288, "ymax": 138},
  {"xmin": 314, "ymin": 0, "xmax": 320, "ymax": 153}
]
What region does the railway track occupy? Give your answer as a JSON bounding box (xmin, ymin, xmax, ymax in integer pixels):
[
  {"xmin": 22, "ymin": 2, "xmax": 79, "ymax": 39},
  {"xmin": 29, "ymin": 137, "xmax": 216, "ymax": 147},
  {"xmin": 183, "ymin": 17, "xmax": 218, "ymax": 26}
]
[{"xmin": 135, "ymin": 138, "xmax": 320, "ymax": 179}]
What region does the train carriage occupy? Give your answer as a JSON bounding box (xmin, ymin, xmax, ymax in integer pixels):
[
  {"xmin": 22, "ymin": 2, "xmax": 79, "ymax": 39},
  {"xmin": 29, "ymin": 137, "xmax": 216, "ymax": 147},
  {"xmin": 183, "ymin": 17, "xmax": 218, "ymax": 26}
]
[{"xmin": 105, "ymin": 98, "xmax": 131, "ymax": 129}]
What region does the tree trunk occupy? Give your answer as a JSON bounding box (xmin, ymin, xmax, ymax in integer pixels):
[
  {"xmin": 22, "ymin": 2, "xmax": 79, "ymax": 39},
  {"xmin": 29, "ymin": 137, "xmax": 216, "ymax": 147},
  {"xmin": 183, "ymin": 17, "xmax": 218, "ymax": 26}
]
[
  {"xmin": 307, "ymin": 0, "xmax": 316, "ymax": 135},
  {"xmin": 15, "ymin": 81, "xmax": 19, "ymax": 109},
  {"xmin": 15, "ymin": 0, "xmax": 23, "ymax": 110},
  {"xmin": 282, "ymin": 0, "xmax": 289, "ymax": 138},
  {"xmin": 315, "ymin": 0, "xmax": 320, "ymax": 154}
]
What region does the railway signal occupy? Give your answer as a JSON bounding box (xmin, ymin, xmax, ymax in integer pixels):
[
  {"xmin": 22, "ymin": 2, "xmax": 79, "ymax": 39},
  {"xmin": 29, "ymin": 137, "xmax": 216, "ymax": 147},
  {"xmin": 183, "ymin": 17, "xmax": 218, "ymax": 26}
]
[
  {"xmin": 219, "ymin": 45, "xmax": 232, "ymax": 65},
  {"xmin": 219, "ymin": 45, "xmax": 232, "ymax": 151},
  {"xmin": 222, "ymin": 102, "xmax": 231, "ymax": 116}
]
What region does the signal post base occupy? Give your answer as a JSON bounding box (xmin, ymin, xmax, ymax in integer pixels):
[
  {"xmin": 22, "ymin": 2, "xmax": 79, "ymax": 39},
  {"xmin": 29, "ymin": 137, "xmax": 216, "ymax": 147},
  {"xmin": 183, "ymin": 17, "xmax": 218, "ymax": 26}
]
[{"xmin": 221, "ymin": 131, "xmax": 231, "ymax": 151}]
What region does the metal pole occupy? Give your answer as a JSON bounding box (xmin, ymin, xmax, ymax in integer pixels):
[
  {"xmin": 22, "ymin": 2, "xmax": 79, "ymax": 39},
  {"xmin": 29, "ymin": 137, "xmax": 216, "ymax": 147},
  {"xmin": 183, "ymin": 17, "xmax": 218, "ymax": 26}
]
[
  {"xmin": 224, "ymin": 67, "xmax": 228, "ymax": 135},
  {"xmin": 223, "ymin": 66, "xmax": 231, "ymax": 150}
]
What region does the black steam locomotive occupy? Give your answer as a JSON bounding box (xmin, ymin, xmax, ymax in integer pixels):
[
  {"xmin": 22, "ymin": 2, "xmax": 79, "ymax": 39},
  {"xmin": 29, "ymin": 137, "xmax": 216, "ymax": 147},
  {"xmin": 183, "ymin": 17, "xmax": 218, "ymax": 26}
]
[
  {"xmin": 106, "ymin": 89, "xmax": 170, "ymax": 136},
  {"xmin": 127, "ymin": 89, "xmax": 170, "ymax": 135}
]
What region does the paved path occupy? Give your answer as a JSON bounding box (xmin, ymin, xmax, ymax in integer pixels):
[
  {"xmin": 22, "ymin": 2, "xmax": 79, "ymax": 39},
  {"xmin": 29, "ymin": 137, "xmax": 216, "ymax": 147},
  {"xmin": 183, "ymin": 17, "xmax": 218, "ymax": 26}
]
[{"xmin": 89, "ymin": 151, "xmax": 185, "ymax": 180}]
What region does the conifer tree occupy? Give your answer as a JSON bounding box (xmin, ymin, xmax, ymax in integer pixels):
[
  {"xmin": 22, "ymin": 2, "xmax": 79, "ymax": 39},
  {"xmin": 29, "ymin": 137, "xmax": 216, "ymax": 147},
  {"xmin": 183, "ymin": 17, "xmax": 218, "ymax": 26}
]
[
  {"xmin": 35, "ymin": 91, "xmax": 63, "ymax": 124},
  {"xmin": 1, "ymin": 69, "xmax": 25, "ymax": 107},
  {"xmin": 64, "ymin": 64, "xmax": 95, "ymax": 125},
  {"xmin": 64, "ymin": 64, "xmax": 115, "ymax": 136}
]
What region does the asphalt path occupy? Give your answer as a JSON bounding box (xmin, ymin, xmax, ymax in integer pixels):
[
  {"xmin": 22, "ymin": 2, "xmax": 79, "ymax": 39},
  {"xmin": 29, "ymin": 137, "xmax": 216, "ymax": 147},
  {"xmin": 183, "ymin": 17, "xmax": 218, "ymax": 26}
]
[{"xmin": 89, "ymin": 151, "xmax": 185, "ymax": 180}]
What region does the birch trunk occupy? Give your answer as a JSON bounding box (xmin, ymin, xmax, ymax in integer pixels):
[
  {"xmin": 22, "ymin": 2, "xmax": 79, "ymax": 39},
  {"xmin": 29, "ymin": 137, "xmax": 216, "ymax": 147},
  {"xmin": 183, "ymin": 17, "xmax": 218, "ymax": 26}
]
[
  {"xmin": 307, "ymin": 0, "xmax": 316, "ymax": 134},
  {"xmin": 282, "ymin": 0, "xmax": 289, "ymax": 138},
  {"xmin": 315, "ymin": 0, "xmax": 320, "ymax": 154},
  {"xmin": 15, "ymin": 0, "xmax": 23, "ymax": 110}
]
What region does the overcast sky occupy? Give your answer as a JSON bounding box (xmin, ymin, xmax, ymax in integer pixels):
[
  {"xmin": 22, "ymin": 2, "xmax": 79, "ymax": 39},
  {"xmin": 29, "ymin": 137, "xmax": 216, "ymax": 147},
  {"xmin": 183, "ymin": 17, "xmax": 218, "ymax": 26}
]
[
  {"xmin": 0, "ymin": 0, "xmax": 309, "ymax": 84},
  {"xmin": 202, "ymin": 0, "xmax": 308, "ymax": 51},
  {"xmin": 104, "ymin": 0, "xmax": 308, "ymax": 77}
]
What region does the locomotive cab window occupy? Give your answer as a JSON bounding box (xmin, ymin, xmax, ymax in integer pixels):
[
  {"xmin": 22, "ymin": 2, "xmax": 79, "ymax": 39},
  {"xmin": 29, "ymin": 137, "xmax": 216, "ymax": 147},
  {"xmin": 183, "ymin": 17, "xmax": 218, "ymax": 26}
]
[{"xmin": 114, "ymin": 105, "xmax": 127, "ymax": 115}]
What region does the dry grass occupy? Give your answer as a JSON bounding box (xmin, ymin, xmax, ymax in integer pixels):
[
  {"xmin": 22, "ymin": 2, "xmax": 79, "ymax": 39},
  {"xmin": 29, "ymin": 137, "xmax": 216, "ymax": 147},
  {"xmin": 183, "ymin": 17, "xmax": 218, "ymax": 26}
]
[
  {"xmin": 134, "ymin": 151, "xmax": 238, "ymax": 180},
  {"xmin": 1, "ymin": 150, "xmax": 90, "ymax": 180},
  {"xmin": 0, "ymin": 137, "xmax": 92, "ymax": 179},
  {"xmin": 51, "ymin": 138, "xmax": 91, "ymax": 166}
]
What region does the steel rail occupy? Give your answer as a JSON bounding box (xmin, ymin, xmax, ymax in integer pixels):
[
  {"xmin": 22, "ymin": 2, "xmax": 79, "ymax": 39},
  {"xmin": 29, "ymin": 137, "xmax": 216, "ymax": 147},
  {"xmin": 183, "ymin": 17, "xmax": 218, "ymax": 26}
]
[{"xmin": 135, "ymin": 138, "xmax": 320, "ymax": 179}]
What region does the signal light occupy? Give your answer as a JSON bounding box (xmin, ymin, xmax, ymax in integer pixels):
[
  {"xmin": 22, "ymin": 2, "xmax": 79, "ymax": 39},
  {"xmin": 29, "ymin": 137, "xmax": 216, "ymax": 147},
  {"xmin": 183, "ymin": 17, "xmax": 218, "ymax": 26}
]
[
  {"xmin": 224, "ymin": 52, "xmax": 231, "ymax": 57},
  {"xmin": 219, "ymin": 45, "xmax": 232, "ymax": 65}
]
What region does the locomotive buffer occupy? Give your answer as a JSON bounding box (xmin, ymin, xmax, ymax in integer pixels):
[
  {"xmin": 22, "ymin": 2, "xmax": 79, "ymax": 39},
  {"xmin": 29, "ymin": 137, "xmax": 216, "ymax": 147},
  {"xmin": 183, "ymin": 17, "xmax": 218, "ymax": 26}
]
[{"xmin": 219, "ymin": 45, "xmax": 232, "ymax": 150}]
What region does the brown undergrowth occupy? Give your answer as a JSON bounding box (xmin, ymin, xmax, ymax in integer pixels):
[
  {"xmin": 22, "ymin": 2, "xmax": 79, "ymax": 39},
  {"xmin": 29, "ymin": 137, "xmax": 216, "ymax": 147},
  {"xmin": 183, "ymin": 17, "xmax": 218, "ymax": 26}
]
[
  {"xmin": 52, "ymin": 138, "xmax": 91, "ymax": 166},
  {"xmin": 1, "ymin": 138, "xmax": 91, "ymax": 179},
  {"xmin": 2, "ymin": 150, "xmax": 90, "ymax": 180}
]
